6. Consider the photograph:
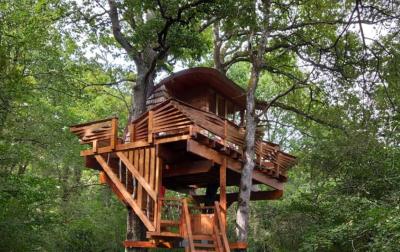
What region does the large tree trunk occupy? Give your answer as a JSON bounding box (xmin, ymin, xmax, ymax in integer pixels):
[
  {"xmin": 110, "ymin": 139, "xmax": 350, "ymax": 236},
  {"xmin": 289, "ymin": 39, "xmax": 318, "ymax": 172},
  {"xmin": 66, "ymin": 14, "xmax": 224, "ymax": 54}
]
[
  {"xmin": 235, "ymin": 66, "xmax": 259, "ymax": 245},
  {"xmin": 126, "ymin": 59, "xmax": 156, "ymax": 252}
]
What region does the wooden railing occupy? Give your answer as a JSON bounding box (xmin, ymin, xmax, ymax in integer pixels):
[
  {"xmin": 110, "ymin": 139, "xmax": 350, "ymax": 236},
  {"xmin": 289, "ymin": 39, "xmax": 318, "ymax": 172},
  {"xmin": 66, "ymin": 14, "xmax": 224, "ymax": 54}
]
[
  {"xmin": 155, "ymin": 197, "xmax": 182, "ymax": 234},
  {"xmin": 70, "ymin": 99, "xmax": 296, "ymax": 184},
  {"xmin": 70, "ymin": 117, "xmax": 118, "ymax": 150},
  {"xmin": 128, "ymin": 99, "xmax": 296, "ymax": 178}
]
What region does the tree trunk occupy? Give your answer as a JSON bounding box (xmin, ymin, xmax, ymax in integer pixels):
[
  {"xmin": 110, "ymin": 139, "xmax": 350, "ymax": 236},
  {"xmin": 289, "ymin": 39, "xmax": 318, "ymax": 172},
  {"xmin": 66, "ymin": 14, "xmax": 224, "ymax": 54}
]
[
  {"xmin": 129, "ymin": 62, "xmax": 156, "ymax": 120},
  {"xmin": 126, "ymin": 60, "xmax": 156, "ymax": 252},
  {"xmin": 235, "ymin": 66, "xmax": 259, "ymax": 246},
  {"xmin": 213, "ymin": 23, "xmax": 226, "ymax": 74}
]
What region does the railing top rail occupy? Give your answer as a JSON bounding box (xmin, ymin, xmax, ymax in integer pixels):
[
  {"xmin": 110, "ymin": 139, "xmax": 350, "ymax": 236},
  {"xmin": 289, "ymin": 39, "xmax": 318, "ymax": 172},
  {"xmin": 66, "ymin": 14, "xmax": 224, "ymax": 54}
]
[{"xmin": 69, "ymin": 116, "xmax": 118, "ymax": 129}]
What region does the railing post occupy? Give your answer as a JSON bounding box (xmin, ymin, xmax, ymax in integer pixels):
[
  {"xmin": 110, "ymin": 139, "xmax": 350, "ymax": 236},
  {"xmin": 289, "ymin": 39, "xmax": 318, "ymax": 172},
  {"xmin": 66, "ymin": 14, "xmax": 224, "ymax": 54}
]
[
  {"xmin": 129, "ymin": 123, "xmax": 135, "ymax": 143},
  {"xmin": 111, "ymin": 117, "xmax": 118, "ymax": 150},
  {"xmin": 156, "ymin": 197, "xmax": 162, "ymax": 233},
  {"xmin": 92, "ymin": 139, "xmax": 98, "ymax": 153},
  {"xmin": 148, "ymin": 111, "xmax": 153, "ymax": 143},
  {"xmin": 223, "ymin": 119, "xmax": 227, "ymax": 149}
]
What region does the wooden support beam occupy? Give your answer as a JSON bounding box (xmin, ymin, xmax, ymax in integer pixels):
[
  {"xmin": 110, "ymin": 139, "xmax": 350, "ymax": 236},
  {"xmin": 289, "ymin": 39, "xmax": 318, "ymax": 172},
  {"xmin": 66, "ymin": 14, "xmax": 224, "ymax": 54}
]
[
  {"xmin": 164, "ymin": 160, "xmax": 213, "ymax": 177},
  {"xmin": 155, "ymin": 146, "xmax": 162, "ymax": 232},
  {"xmin": 220, "ymin": 157, "xmax": 227, "ymax": 228},
  {"xmin": 80, "ymin": 140, "xmax": 149, "ymax": 156},
  {"xmin": 193, "ymin": 190, "xmax": 283, "ymax": 207},
  {"xmin": 95, "ymin": 155, "xmax": 155, "ymax": 231},
  {"xmin": 154, "ymin": 134, "xmax": 190, "ymax": 144},
  {"xmin": 229, "ymin": 242, "xmax": 248, "ymax": 250},
  {"xmin": 124, "ymin": 240, "xmax": 174, "ymax": 248},
  {"xmin": 187, "ymin": 139, "xmax": 284, "ymax": 190},
  {"xmin": 123, "ymin": 241, "xmax": 157, "ymax": 248}
]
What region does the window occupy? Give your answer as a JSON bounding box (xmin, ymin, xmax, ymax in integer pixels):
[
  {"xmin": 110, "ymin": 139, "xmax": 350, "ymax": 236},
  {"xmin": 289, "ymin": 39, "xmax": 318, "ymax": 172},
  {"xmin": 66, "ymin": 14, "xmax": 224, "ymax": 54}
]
[
  {"xmin": 226, "ymin": 101, "xmax": 234, "ymax": 122},
  {"xmin": 208, "ymin": 91, "xmax": 216, "ymax": 113},
  {"xmin": 216, "ymin": 95, "xmax": 225, "ymax": 117}
]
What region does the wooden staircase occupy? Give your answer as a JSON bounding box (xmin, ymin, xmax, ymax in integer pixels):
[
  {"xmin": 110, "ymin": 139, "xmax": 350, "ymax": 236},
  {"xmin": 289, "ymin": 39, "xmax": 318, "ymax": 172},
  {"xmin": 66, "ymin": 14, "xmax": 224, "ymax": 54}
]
[
  {"xmin": 94, "ymin": 145, "xmax": 161, "ymax": 232},
  {"xmin": 95, "ymin": 155, "xmax": 231, "ymax": 252}
]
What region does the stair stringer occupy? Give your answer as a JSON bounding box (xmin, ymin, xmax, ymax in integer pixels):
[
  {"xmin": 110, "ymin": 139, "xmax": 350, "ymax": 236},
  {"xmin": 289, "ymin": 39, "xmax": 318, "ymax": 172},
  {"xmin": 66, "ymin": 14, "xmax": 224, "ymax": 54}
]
[{"xmin": 94, "ymin": 145, "xmax": 161, "ymax": 232}]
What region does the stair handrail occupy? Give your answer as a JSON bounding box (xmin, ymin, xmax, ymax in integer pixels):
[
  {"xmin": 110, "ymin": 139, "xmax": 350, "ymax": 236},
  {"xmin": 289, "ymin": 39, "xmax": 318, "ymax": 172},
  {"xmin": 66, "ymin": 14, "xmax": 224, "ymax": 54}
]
[
  {"xmin": 182, "ymin": 198, "xmax": 195, "ymax": 251},
  {"xmin": 213, "ymin": 218, "xmax": 224, "ymax": 251},
  {"xmin": 214, "ymin": 201, "xmax": 230, "ymax": 252}
]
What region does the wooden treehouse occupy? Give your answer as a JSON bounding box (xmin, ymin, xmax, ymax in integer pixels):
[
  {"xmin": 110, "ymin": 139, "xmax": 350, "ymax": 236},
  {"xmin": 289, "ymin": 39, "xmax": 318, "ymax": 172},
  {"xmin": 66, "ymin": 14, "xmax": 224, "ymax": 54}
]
[{"xmin": 70, "ymin": 68, "xmax": 296, "ymax": 251}]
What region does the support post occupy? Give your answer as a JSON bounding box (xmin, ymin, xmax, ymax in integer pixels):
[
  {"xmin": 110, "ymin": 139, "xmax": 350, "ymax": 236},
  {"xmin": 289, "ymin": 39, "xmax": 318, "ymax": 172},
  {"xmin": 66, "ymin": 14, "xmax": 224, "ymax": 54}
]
[
  {"xmin": 111, "ymin": 117, "xmax": 118, "ymax": 149},
  {"xmin": 93, "ymin": 139, "xmax": 98, "ymax": 153},
  {"xmin": 220, "ymin": 156, "xmax": 227, "ymax": 228},
  {"xmin": 148, "ymin": 111, "xmax": 153, "ymax": 143},
  {"xmin": 223, "ymin": 119, "xmax": 227, "ymax": 149}
]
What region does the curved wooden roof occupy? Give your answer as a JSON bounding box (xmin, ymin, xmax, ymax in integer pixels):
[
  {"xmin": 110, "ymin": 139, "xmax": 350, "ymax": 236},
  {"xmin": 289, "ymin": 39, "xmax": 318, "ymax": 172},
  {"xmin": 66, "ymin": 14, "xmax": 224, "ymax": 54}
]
[{"xmin": 154, "ymin": 67, "xmax": 248, "ymax": 108}]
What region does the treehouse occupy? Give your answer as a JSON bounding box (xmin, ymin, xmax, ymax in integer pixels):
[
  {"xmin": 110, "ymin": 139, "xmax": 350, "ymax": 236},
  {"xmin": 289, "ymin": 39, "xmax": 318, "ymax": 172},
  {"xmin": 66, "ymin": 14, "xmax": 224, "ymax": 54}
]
[{"xmin": 70, "ymin": 67, "xmax": 296, "ymax": 251}]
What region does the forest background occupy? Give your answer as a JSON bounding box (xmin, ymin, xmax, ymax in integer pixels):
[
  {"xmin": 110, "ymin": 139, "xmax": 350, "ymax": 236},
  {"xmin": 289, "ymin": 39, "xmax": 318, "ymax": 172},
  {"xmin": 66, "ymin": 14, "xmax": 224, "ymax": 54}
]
[{"xmin": 1, "ymin": 0, "xmax": 400, "ymax": 251}]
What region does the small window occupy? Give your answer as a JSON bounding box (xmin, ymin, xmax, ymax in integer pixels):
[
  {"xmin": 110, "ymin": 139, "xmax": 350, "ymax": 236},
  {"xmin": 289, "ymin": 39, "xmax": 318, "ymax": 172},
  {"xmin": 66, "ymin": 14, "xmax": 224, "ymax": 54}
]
[
  {"xmin": 226, "ymin": 101, "xmax": 235, "ymax": 122},
  {"xmin": 209, "ymin": 91, "xmax": 216, "ymax": 113},
  {"xmin": 216, "ymin": 95, "xmax": 225, "ymax": 117}
]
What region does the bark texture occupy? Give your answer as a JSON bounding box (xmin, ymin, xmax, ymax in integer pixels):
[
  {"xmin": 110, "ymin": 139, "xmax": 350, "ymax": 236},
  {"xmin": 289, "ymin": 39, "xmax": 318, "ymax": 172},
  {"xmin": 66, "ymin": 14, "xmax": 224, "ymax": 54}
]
[
  {"xmin": 235, "ymin": 1, "xmax": 271, "ymax": 247},
  {"xmin": 235, "ymin": 66, "xmax": 259, "ymax": 242}
]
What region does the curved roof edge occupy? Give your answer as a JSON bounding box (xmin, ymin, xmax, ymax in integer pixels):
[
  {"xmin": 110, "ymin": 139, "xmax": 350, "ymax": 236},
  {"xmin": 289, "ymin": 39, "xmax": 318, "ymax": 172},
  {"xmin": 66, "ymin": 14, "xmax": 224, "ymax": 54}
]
[
  {"xmin": 153, "ymin": 67, "xmax": 247, "ymax": 107},
  {"xmin": 158, "ymin": 67, "xmax": 245, "ymax": 89}
]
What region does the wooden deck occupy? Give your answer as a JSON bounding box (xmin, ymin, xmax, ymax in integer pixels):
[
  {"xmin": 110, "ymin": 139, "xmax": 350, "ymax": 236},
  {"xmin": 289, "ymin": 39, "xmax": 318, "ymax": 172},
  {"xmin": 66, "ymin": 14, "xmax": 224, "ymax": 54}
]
[{"xmin": 71, "ymin": 99, "xmax": 296, "ymax": 182}]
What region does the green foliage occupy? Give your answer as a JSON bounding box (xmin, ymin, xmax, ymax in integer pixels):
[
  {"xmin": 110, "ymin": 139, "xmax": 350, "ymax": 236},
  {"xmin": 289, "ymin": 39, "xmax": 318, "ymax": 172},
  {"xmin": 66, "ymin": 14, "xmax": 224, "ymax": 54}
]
[
  {"xmin": 1, "ymin": 1, "xmax": 400, "ymax": 252},
  {"xmin": 0, "ymin": 1, "xmax": 129, "ymax": 251},
  {"xmin": 0, "ymin": 174, "xmax": 59, "ymax": 251}
]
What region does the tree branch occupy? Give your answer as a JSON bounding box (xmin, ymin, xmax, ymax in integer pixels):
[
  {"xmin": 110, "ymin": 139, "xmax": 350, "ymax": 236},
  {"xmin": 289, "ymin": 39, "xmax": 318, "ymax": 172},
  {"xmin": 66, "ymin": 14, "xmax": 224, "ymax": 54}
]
[
  {"xmin": 271, "ymin": 101, "xmax": 345, "ymax": 131},
  {"xmin": 107, "ymin": 0, "xmax": 137, "ymax": 60}
]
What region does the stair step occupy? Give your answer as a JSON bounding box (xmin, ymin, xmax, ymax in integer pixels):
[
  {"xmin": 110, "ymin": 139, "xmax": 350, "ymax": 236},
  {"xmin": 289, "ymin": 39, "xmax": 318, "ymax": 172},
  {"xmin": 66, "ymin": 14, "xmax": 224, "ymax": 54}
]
[
  {"xmin": 147, "ymin": 231, "xmax": 182, "ymax": 240},
  {"xmin": 192, "ymin": 234, "xmax": 214, "ymax": 241},
  {"xmin": 194, "ymin": 242, "xmax": 215, "ymax": 248}
]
